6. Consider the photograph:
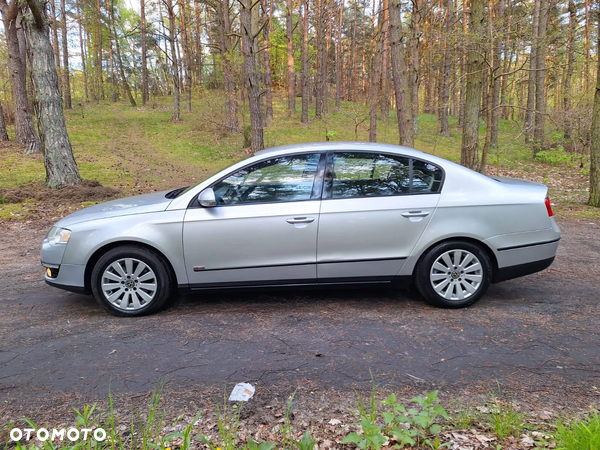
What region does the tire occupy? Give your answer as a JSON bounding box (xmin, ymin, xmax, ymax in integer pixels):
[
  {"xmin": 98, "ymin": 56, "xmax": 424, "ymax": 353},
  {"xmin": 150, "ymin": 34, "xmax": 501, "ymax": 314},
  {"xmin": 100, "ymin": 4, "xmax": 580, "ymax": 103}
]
[
  {"xmin": 415, "ymin": 240, "xmax": 492, "ymax": 308},
  {"xmin": 91, "ymin": 246, "xmax": 174, "ymax": 317}
]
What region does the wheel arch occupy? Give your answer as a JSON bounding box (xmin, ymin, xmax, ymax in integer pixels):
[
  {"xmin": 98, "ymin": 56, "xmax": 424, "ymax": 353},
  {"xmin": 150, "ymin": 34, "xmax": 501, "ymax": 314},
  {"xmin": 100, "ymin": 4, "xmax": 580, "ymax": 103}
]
[
  {"xmin": 411, "ymin": 236, "xmax": 498, "ymax": 281},
  {"xmin": 84, "ymin": 241, "xmax": 178, "ymax": 294}
]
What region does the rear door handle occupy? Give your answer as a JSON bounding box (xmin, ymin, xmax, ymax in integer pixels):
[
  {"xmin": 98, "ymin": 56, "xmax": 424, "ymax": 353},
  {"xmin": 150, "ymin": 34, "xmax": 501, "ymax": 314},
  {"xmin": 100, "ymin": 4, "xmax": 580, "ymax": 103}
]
[
  {"xmin": 286, "ymin": 217, "xmax": 315, "ymax": 224},
  {"xmin": 401, "ymin": 211, "xmax": 430, "ymax": 218}
]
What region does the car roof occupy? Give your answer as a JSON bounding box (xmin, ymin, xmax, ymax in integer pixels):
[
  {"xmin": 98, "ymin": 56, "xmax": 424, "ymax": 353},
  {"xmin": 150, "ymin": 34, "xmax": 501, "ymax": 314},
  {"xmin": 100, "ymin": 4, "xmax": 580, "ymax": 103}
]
[{"xmin": 254, "ymin": 141, "xmax": 427, "ymax": 158}]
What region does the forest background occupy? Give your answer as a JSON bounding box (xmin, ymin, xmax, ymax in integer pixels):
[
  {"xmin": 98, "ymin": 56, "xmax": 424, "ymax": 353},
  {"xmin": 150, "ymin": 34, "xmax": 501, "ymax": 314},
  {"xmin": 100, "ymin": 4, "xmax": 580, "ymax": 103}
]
[{"xmin": 0, "ymin": 0, "xmax": 599, "ymax": 217}]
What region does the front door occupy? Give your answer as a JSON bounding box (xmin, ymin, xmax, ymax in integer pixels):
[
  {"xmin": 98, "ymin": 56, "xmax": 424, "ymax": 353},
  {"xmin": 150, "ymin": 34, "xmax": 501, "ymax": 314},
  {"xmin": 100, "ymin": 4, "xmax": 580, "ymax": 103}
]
[{"xmin": 183, "ymin": 153, "xmax": 324, "ymax": 288}]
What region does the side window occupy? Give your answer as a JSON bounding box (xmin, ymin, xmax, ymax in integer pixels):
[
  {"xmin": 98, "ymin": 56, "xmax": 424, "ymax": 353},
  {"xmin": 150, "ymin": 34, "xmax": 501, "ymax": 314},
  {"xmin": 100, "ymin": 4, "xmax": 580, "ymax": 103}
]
[
  {"xmin": 412, "ymin": 159, "xmax": 443, "ymax": 193},
  {"xmin": 332, "ymin": 152, "xmax": 410, "ymax": 199},
  {"xmin": 212, "ymin": 153, "xmax": 321, "ymax": 205}
]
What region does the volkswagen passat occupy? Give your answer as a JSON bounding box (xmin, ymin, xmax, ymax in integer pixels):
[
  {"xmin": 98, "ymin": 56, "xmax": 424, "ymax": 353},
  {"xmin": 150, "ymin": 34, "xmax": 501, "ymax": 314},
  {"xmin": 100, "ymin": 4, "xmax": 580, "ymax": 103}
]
[{"xmin": 41, "ymin": 142, "xmax": 560, "ymax": 316}]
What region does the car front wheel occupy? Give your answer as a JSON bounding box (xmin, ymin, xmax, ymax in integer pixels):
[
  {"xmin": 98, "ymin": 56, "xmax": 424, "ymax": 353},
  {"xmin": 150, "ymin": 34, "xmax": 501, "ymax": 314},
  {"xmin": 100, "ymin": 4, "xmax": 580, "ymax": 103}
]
[
  {"xmin": 415, "ymin": 240, "xmax": 492, "ymax": 308},
  {"xmin": 91, "ymin": 246, "xmax": 173, "ymax": 316}
]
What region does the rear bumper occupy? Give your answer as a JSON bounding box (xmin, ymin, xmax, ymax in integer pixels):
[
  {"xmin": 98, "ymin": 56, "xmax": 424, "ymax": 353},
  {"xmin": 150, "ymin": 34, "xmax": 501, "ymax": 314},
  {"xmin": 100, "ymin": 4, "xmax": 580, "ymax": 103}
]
[{"xmin": 493, "ymin": 256, "xmax": 555, "ymax": 283}]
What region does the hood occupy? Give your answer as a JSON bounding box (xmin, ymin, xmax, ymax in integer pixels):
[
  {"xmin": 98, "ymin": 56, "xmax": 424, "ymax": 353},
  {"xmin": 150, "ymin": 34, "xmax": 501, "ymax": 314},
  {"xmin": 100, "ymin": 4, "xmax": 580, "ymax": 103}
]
[{"xmin": 55, "ymin": 190, "xmax": 174, "ymax": 228}]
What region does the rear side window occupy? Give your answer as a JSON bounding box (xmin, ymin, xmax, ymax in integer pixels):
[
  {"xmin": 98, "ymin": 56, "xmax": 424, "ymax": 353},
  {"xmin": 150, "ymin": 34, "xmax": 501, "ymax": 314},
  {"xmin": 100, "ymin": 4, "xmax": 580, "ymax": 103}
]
[
  {"xmin": 331, "ymin": 152, "xmax": 443, "ymax": 199},
  {"xmin": 412, "ymin": 159, "xmax": 443, "ymax": 193},
  {"xmin": 332, "ymin": 152, "xmax": 410, "ymax": 198}
]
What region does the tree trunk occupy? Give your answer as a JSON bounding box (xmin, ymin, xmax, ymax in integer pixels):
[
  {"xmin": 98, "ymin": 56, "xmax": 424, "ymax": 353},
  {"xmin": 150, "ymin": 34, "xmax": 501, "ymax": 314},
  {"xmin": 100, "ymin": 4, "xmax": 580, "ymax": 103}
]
[
  {"xmin": 0, "ymin": 103, "xmax": 8, "ymax": 141},
  {"xmin": 193, "ymin": 1, "xmax": 203, "ymax": 86},
  {"xmin": 166, "ymin": 0, "xmax": 180, "ymax": 121},
  {"xmin": 286, "ymin": 0, "xmax": 295, "ymax": 116},
  {"xmin": 49, "ymin": 0, "xmax": 61, "ymax": 85},
  {"xmin": 588, "ymin": 9, "xmax": 600, "ymax": 206},
  {"xmin": 239, "ymin": 0, "xmax": 264, "ymax": 152},
  {"xmin": 490, "ymin": 0, "xmax": 503, "ymax": 149},
  {"xmin": 389, "ymin": 0, "xmax": 414, "ymax": 147},
  {"xmin": 459, "ymin": 0, "xmax": 467, "ymax": 125},
  {"xmin": 410, "ymin": 0, "xmax": 421, "ymax": 134},
  {"xmin": 582, "ymin": 0, "xmax": 590, "ymax": 93},
  {"xmin": 141, "ymin": 0, "xmax": 148, "ymax": 104},
  {"xmin": 301, "ymin": 0, "xmax": 309, "ymax": 125},
  {"xmin": 563, "ymin": 0, "xmax": 576, "ymax": 141},
  {"xmin": 525, "ymin": 0, "xmax": 540, "ymax": 143},
  {"xmin": 76, "ymin": 0, "xmax": 88, "ymax": 101},
  {"xmin": 113, "ymin": 19, "xmax": 137, "ymax": 106},
  {"xmin": 334, "ymin": 0, "xmax": 343, "ymax": 111},
  {"xmin": 439, "ymin": 0, "xmax": 453, "ymax": 137},
  {"xmin": 106, "ymin": 0, "xmax": 118, "ymax": 102},
  {"xmin": 23, "ymin": 0, "xmax": 81, "ymax": 187},
  {"xmin": 348, "ymin": 1, "xmax": 358, "ymax": 102},
  {"xmin": 0, "ymin": 0, "xmax": 40, "ymax": 153},
  {"xmin": 262, "ymin": 0, "xmax": 273, "ymax": 124},
  {"xmin": 60, "ymin": 0, "xmax": 71, "ymax": 109},
  {"xmin": 368, "ymin": 0, "xmax": 380, "ymax": 142},
  {"xmin": 218, "ymin": 0, "xmax": 239, "ymax": 132},
  {"xmin": 533, "ymin": 0, "xmax": 548, "ymax": 154},
  {"xmin": 314, "ymin": 0, "xmax": 326, "ymax": 119},
  {"xmin": 95, "ymin": 0, "xmax": 104, "ymax": 101},
  {"xmin": 179, "ymin": 0, "xmax": 192, "ymax": 112},
  {"xmin": 379, "ymin": 0, "xmax": 389, "ymax": 119},
  {"xmin": 460, "ymin": 0, "xmax": 484, "ymax": 171}
]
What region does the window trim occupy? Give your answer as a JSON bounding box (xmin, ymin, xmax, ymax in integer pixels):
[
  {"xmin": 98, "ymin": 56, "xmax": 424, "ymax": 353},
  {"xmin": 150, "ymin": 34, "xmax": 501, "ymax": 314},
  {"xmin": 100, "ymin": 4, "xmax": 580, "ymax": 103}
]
[
  {"xmin": 190, "ymin": 152, "xmax": 327, "ymax": 208},
  {"xmin": 322, "ymin": 150, "xmax": 445, "ymax": 200}
]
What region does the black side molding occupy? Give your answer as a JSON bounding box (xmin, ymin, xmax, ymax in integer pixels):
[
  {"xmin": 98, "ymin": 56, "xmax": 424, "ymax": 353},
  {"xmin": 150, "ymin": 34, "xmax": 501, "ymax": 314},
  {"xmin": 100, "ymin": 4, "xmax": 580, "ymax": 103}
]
[
  {"xmin": 493, "ymin": 256, "xmax": 555, "ymax": 283},
  {"xmin": 45, "ymin": 279, "xmax": 88, "ymax": 294},
  {"xmin": 497, "ymin": 238, "xmax": 560, "ymax": 252}
]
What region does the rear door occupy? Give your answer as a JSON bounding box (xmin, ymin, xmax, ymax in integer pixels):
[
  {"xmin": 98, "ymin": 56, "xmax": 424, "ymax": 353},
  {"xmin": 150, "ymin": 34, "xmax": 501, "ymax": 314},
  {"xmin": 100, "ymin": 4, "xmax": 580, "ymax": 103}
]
[{"xmin": 316, "ymin": 151, "xmax": 442, "ymax": 282}]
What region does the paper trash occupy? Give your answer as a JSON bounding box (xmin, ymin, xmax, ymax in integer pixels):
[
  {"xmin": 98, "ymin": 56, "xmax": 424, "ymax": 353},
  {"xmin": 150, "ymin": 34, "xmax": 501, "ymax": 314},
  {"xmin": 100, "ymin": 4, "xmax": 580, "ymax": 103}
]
[{"xmin": 228, "ymin": 382, "xmax": 255, "ymax": 402}]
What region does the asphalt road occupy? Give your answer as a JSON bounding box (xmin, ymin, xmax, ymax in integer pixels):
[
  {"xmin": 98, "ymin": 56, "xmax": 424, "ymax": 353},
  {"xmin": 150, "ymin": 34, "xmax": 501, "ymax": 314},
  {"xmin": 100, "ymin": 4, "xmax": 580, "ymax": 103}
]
[{"xmin": 1, "ymin": 220, "xmax": 599, "ymax": 413}]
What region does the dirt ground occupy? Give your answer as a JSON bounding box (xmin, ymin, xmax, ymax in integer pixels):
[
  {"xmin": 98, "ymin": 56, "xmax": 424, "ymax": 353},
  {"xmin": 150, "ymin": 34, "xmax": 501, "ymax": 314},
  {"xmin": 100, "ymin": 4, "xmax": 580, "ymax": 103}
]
[{"xmin": 1, "ymin": 216, "xmax": 599, "ymax": 448}]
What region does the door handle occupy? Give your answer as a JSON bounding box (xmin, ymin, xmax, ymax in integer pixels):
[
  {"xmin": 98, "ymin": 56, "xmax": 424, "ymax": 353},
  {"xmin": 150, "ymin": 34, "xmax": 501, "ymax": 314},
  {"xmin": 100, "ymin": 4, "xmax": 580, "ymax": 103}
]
[
  {"xmin": 286, "ymin": 217, "xmax": 315, "ymax": 224},
  {"xmin": 401, "ymin": 211, "xmax": 430, "ymax": 218}
]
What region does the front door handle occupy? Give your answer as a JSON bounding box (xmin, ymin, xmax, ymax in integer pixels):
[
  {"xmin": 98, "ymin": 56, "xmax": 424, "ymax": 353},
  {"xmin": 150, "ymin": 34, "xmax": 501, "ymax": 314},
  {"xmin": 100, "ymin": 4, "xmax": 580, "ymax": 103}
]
[
  {"xmin": 401, "ymin": 211, "xmax": 430, "ymax": 218},
  {"xmin": 286, "ymin": 217, "xmax": 315, "ymax": 224}
]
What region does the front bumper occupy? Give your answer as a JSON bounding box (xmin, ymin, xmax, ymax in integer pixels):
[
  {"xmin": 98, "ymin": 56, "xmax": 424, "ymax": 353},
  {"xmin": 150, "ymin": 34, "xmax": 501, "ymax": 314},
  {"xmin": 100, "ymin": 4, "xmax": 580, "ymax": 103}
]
[{"xmin": 42, "ymin": 262, "xmax": 87, "ymax": 294}]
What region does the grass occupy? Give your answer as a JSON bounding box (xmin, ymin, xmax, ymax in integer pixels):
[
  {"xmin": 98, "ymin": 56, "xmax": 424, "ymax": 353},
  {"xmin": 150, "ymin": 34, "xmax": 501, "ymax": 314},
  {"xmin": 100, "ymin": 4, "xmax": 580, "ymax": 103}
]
[
  {"xmin": 5, "ymin": 384, "xmax": 597, "ymax": 450},
  {"xmin": 0, "ymin": 91, "xmax": 598, "ymax": 222},
  {"xmin": 554, "ymin": 409, "xmax": 600, "ymax": 450}
]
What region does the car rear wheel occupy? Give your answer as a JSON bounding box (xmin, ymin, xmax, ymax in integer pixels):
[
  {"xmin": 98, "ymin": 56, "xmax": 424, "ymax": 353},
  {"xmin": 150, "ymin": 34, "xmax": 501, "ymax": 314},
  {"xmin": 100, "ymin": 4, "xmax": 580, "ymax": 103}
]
[
  {"xmin": 415, "ymin": 240, "xmax": 492, "ymax": 308},
  {"xmin": 91, "ymin": 246, "xmax": 173, "ymax": 316}
]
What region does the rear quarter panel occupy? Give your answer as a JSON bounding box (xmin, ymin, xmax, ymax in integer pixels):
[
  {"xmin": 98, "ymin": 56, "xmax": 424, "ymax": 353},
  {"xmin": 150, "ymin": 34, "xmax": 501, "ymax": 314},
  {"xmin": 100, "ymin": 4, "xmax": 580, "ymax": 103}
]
[{"xmin": 399, "ymin": 166, "xmax": 559, "ymax": 276}]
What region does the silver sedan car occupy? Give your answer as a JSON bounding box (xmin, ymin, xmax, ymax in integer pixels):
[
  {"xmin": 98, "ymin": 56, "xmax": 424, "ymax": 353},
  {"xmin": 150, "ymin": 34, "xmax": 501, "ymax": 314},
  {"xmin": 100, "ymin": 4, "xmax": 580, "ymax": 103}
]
[{"xmin": 41, "ymin": 142, "xmax": 560, "ymax": 316}]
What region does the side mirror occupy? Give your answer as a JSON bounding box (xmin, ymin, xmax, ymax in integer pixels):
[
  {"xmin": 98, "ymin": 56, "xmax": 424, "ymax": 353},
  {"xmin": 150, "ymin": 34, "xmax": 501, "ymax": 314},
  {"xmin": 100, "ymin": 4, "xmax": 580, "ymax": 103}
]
[{"xmin": 198, "ymin": 188, "xmax": 216, "ymax": 207}]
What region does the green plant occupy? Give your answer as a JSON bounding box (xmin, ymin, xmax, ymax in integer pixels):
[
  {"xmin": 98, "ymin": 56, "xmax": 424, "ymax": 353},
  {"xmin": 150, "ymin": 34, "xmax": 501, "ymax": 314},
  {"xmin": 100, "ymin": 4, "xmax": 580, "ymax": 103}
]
[
  {"xmin": 487, "ymin": 398, "xmax": 525, "ymax": 440},
  {"xmin": 293, "ymin": 431, "xmax": 317, "ymax": 450},
  {"xmin": 450, "ymin": 401, "xmax": 480, "ymax": 430},
  {"xmin": 381, "ymin": 391, "xmax": 450, "ymax": 448},
  {"xmin": 342, "ymin": 390, "xmax": 450, "ymax": 449},
  {"xmin": 553, "ymin": 409, "xmax": 600, "ymax": 450},
  {"xmin": 243, "ymin": 125, "xmax": 252, "ymax": 148},
  {"xmin": 325, "ymin": 130, "xmax": 337, "ymax": 141},
  {"xmin": 280, "ymin": 390, "xmax": 298, "ymax": 450},
  {"xmin": 341, "ymin": 416, "xmax": 386, "ymax": 450},
  {"xmin": 535, "ymin": 147, "xmax": 573, "ymax": 165},
  {"xmin": 245, "ymin": 437, "xmax": 276, "ymax": 450},
  {"xmin": 158, "ymin": 411, "xmax": 203, "ymax": 450},
  {"xmin": 213, "ymin": 402, "xmax": 242, "ymax": 450}
]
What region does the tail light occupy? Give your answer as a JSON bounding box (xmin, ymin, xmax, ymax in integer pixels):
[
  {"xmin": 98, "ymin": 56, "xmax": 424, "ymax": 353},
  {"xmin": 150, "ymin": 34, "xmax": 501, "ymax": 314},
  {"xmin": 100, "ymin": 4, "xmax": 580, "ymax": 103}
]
[{"xmin": 545, "ymin": 197, "xmax": 554, "ymax": 217}]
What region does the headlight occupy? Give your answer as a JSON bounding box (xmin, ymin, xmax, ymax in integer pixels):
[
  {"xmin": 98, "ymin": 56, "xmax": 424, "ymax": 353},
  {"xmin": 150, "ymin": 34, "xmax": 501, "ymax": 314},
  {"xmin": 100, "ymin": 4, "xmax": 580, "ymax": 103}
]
[{"xmin": 46, "ymin": 227, "xmax": 71, "ymax": 245}]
